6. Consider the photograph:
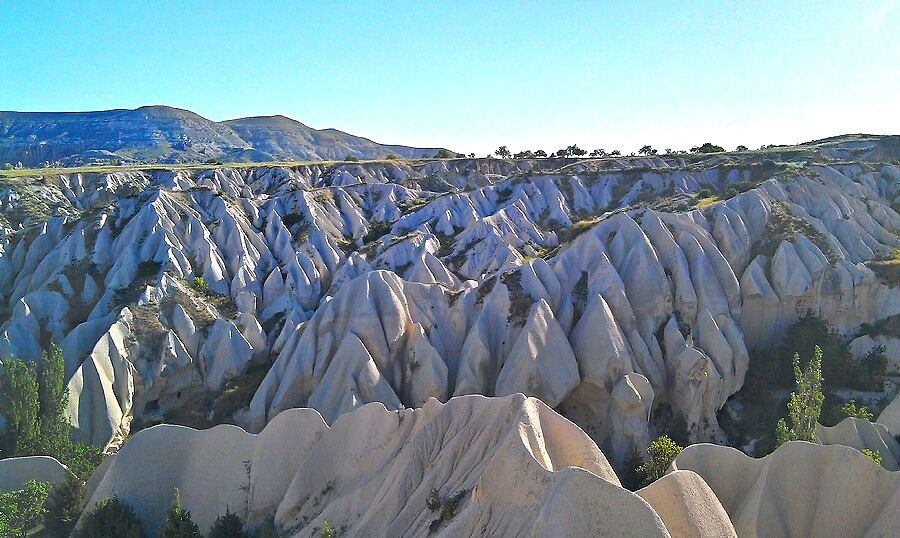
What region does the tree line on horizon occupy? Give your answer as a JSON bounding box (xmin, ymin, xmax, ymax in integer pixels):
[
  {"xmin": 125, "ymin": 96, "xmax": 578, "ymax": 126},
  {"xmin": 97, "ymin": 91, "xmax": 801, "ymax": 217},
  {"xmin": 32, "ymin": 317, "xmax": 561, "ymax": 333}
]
[{"xmin": 493, "ymin": 142, "xmax": 753, "ymax": 159}]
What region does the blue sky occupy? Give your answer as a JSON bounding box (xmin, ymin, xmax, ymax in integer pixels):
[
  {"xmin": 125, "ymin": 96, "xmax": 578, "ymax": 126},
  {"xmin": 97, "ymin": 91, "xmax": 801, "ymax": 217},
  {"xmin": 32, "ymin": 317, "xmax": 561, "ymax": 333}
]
[{"xmin": 1, "ymin": 1, "xmax": 897, "ymax": 155}]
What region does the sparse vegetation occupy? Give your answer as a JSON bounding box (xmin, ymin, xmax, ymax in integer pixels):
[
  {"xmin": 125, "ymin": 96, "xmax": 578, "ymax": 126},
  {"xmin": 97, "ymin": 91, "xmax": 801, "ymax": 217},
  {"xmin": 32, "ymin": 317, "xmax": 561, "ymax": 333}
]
[
  {"xmin": 427, "ymin": 489, "xmax": 468, "ymax": 533},
  {"xmin": 753, "ymin": 202, "xmax": 839, "ymax": 264},
  {"xmin": 867, "ymin": 247, "xmax": 900, "ymax": 287}
]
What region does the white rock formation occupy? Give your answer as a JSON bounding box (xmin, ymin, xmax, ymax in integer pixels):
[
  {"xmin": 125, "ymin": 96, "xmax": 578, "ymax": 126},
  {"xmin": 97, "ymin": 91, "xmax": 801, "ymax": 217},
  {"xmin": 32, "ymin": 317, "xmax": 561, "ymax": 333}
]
[
  {"xmin": 816, "ymin": 417, "xmax": 900, "ymax": 470},
  {"xmin": 0, "ymin": 456, "xmax": 69, "ymax": 493},
  {"xmin": 637, "ymin": 470, "xmax": 737, "ymax": 538},
  {"xmin": 0, "ymin": 148, "xmax": 897, "ymax": 454},
  {"xmin": 878, "ymin": 393, "xmax": 900, "ymax": 438},
  {"xmin": 673, "ymin": 441, "xmax": 900, "ymax": 537},
  {"xmin": 82, "ymin": 395, "xmax": 674, "ymax": 537}
]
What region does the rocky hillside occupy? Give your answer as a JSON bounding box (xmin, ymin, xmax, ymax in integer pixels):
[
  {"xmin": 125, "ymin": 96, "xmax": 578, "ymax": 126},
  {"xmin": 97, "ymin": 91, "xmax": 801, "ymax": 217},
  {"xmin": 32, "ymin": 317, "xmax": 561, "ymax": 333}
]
[
  {"xmin": 0, "ymin": 106, "xmax": 449, "ymax": 167},
  {"xmin": 0, "ymin": 134, "xmax": 898, "ymax": 465}
]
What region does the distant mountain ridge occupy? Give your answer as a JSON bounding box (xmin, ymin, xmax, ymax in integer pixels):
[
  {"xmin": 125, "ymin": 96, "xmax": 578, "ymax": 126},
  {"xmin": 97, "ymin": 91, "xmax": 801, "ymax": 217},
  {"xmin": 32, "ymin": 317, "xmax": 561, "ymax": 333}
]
[{"xmin": 0, "ymin": 105, "xmax": 449, "ymax": 166}]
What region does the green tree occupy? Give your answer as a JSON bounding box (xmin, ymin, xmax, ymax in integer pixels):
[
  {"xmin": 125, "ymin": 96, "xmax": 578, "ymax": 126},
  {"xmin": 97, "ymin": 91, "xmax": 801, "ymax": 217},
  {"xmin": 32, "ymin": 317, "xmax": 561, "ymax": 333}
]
[
  {"xmin": 208, "ymin": 507, "xmax": 246, "ymax": 538},
  {"xmin": 636, "ymin": 436, "xmax": 683, "ymax": 487},
  {"xmin": 0, "ymin": 358, "xmax": 40, "ymax": 456},
  {"xmin": 62, "ymin": 438, "xmax": 104, "ymax": 480},
  {"xmin": 76, "ymin": 496, "xmax": 145, "ymax": 538},
  {"xmin": 321, "ymin": 520, "xmax": 335, "ymax": 538},
  {"xmin": 0, "ymin": 480, "xmax": 50, "ymax": 537},
  {"xmin": 495, "ymin": 146, "xmax": 511, "ymax": 159},
  {"xmin": 690, "ymin": 142, "xmax": 725, "ymax": 153},
  {"xmin": 37, "ymin": 344, "xmax": 71, "ymax": 455},
  {"xmin": 776, "ymin": 346, "xmax": 824, "ymax": 446},
  {"xmin": 44, "ymin": 473, "xmax": 87, "ymax": 537},
  {"xmin": 160, "ymin": 490, "xmax": 201, "ymax": 538}
]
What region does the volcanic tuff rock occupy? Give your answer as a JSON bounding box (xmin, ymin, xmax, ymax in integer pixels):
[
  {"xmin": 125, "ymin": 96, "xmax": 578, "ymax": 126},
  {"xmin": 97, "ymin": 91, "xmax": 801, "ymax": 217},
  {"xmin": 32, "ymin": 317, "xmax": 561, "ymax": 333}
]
[
  {"xmin": 673, "ymin": 441, "xmax": 900, "ymax": 537},
  {"xmin": 636, "ymin": 470, "xmax": 737, "ymax": 538},
  {"xmin": 1, "ymin": 135, "xmax": 898, "ymax": 458},
  {"xmin": 816, "ymin": 416, "xmax": 900, "ymax": 470},
  {"xmin": 0, "ymin": 455, "xmax": 69, "ymax": 493},
  {"xmin": 80, "ymin": 395, "xmax": 676, "ymax": 537},
  {"xmin": 0, "ymin": 106, "xmax": 448, "ymax": 166}
]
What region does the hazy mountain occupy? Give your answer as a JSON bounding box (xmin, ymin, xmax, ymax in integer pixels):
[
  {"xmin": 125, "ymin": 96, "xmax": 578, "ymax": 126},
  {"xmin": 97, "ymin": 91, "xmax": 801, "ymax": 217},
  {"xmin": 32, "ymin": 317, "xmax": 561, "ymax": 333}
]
[{"xmin": 0, "ymin": 105, "xmax": 449, "ymax": 166}]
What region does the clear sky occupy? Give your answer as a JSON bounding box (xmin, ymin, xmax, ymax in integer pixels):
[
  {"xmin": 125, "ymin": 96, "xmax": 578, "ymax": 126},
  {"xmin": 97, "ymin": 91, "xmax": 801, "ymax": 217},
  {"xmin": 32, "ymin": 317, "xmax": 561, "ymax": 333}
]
[{"xmin": 1, "ymin": 1, "xmax": 897, "ymax": 155}]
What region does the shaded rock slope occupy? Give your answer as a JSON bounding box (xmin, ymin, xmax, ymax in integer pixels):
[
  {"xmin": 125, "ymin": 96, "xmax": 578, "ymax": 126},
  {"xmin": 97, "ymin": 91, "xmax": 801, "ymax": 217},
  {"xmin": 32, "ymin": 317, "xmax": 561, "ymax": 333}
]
[{"xmin": 1, "ymin": 135, "xmax": 898, "ymax": 460}]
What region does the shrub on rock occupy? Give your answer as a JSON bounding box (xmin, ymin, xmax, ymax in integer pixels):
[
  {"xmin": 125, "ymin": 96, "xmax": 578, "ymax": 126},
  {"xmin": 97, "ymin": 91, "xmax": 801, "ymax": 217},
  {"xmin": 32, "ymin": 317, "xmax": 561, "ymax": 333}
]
[{"xmin": 637, "ymin": 436, "xmax": 683, "ymax": 487}]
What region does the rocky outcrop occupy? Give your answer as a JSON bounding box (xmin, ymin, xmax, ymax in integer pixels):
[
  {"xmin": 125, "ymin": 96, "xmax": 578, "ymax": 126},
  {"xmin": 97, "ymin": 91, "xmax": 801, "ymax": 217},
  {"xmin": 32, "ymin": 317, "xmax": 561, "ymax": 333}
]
[
  {"xmin": 673, "ymin": 441, "xmax": 900, "ymax": 537},
  {"xmin": 877, "ymin": 393, "xmax": 900, "ymax": 438},
  {"xmin": 637, "ymin": 470, "xmax": 737, "ymax": 538},
  {"xmin": 0, "ymin": 456, "xmax": 69, "ymax": 493},
  {"xmin": 82, "ymin": 395, "xmax": 673, "ymax": 537},
  {"xmin": 816, "ymin": 417, "xmax": 900, "ymax": 470},
  {"xmin": 1, "ymin": 147, "xmax": 898, "ymax": 454}
]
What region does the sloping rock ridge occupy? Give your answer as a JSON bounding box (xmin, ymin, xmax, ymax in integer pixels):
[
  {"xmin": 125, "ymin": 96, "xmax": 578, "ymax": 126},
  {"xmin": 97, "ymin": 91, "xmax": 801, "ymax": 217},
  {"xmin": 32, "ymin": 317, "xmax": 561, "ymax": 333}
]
[
  {"xmin": 81, "ymin": 394, "xmax": 683, "ymax": 537},
  {"xmin": 673, "ymin": 441, "xmax": 900, "ymax": 537}
]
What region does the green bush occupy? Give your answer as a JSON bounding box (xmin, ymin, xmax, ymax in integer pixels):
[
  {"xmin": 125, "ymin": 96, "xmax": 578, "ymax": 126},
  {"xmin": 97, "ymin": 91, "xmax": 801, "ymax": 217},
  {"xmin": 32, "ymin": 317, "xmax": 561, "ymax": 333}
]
[
  {"xmin": 776, "ymin": 346, "xmax": 824, "ymax": 447},
  {"xmin": 636, "ymin": 436, "xmax": 683, "ymax": 487},
  {"xmin": 861, "ymin": 448, "xmax": 883, "ymax": 467},
  {"xmin": 839, "ymin": 400, "xmax": 874, "ymax": 421},
  {"xmin": 344, "ymin": 155, "xmax": 359, "ymax": 162},
  {"xmin": 208, "ymin": 507, "xmax": 247, "ymax": 538},
  {"xmin": 0, "ymin": 480, "xmax": 50, "ymax": 536},
  {"xmin": 160, "ymin": 490, "xmax": 201, "ymax": 538},
  {"xmin": 44, "ymin": 473, "xmax": 87, "ymax": 537},
  {"xmin": 76, "ymin": 496, "xmax": 145, "ymax": 538},
  {"xmin": 192, "ymin": 276, "xmax": 210, "ymax": 293}
]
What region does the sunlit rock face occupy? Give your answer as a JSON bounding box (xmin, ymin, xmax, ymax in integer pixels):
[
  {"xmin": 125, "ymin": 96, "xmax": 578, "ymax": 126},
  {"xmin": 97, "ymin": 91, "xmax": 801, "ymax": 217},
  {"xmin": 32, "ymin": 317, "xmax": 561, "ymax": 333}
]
[{"xmin": 1, "ymin": 135, "xmax": 898, "ymax": 454}]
